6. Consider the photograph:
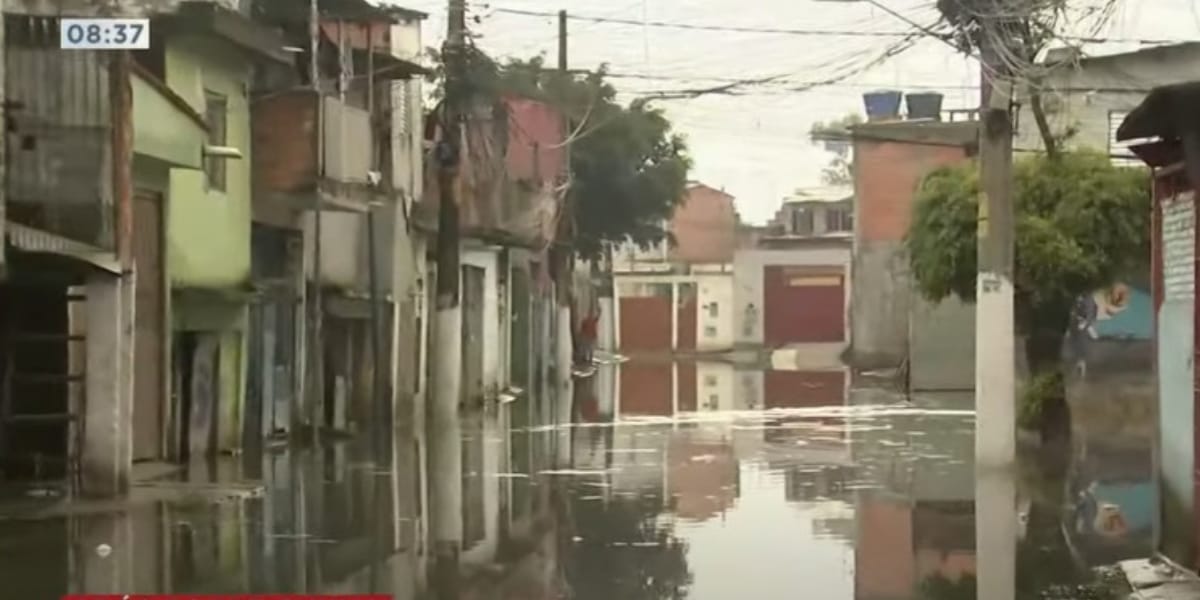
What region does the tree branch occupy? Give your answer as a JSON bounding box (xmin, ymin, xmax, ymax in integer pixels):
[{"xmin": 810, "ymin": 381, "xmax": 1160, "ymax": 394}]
[{"xmin": 1028, "ymin": 82, "xmax": 1059, "ymax": 159}]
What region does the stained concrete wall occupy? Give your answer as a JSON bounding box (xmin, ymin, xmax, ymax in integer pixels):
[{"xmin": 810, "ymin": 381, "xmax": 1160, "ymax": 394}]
[
  {"xmin": 909, "ymin": 296, "xmax": 976, "ymax": 391},
  {"xmin": 849, "ymin": 239, "xmax": 910, "ymax": 368}
]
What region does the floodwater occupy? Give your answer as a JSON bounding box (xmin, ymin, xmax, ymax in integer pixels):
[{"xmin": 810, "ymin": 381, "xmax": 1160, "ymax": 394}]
[{"xmin": 0, "ymin": 358, "xmax": 1155, "ymax": 599}]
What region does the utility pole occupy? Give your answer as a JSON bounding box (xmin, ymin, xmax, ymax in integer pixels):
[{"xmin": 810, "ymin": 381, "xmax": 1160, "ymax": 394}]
[
  {"xmin": 430, "ymin": 0, "xmax": 466, "ymax": 596},
  {"xmin": 553, "ymin": 9, "xmax": 574, "ymax": 428},
  {"xmin": 551, "ymin": 9, "xmax": 576, "ymax": 467},
  {"xmin": 975, "ymin": 18, "xmax": 1017, "ymax": 600}
]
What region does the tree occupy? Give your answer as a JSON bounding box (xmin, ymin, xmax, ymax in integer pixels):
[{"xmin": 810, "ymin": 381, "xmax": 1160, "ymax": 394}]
[
  {"xmin": 906, "ymin": 151, "xmax": 1149, "ymax": 426},
  {"xmin": 427, "ymin": 50, "xmax": 693, "ymax": 259},
  {"xmin": 810, "ymin": 113, "xmax": 863, "ymax": 186},
  {"xmin": 936, "ymin": 0, "xmax": 1119, "ymax": 158}
]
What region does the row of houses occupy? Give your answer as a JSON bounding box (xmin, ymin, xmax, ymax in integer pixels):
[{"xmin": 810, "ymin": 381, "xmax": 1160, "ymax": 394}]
[
  {"xmin": 0, "ymin": 0, "xmax": 578, "ymax": 538},
  {"xmin": 610, "ymin": 183, "xmax": 854, "ymax": 360}
]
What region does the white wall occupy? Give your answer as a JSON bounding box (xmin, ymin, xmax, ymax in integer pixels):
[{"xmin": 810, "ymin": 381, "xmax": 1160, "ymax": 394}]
[
  {"xmin": 732, "ymin": 246, "xmax": 852, "ymax": 347},
  {"xmin": 306, "ymin": 211, "xmax": 362, "ymax": 289},
  {"xmin": 697, "ymin": 277, "xmax": 734, "ymax": 351},
  {"xmin": 696, "ymin": 362, "xmax": 737, "ymax": 412}
]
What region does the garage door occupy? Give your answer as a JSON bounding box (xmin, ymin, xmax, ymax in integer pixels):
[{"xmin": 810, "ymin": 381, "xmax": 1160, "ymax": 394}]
[
  {"xmin": 764, "ymin": 266, "xmax": 845, "ymax": 345},
  {"xmin": 619, "ymin": 296, "xmax": 672, "ymax": 352}
]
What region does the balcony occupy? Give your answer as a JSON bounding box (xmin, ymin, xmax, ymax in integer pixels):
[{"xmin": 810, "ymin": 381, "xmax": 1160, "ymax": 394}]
[
  {"xmin": 252, "ymin": 90, "xmax": 377, "ymax": 211},
  {"xmin": 5, "ymin": 16, "xmax": 114, "ymax": 253}
]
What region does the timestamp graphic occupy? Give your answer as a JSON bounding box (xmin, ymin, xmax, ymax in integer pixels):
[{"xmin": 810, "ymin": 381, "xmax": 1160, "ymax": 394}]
[{"xmin": 60, "ymin": 18, "xmax": 150, "ymax": 50}]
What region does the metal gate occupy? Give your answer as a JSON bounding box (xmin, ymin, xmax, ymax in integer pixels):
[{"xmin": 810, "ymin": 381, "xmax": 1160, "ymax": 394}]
[
  {"xmin": 132, "ymin": 191, "xmax": 165, "ymax": 461},
  {"xmin": 462, "ymin": 265, "xmax": 486, "ymax": 405},
  {"xmin": 764, "ymin": 265, "xmax": 846, "ymax": 345}
]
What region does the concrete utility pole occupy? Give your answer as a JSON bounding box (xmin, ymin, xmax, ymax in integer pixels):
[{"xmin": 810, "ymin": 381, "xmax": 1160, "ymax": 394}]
[
  {"xmin": 430, "ymin": 0, "xmax": 466, "ymax": 596},
  {"xmin": 975, "ymin": 18, "xmax": 1017, "ymax": 600},
  {"xmin": 552, "ymin": 9, "xmax": 576, "ymax": 467},
  {"xmin": 553, "ymin": 9, "xmax": 574, "ymax": 422},
  {"xmin": 975, "ymin": 25, "xmax": 1017, "ymax": 475}
]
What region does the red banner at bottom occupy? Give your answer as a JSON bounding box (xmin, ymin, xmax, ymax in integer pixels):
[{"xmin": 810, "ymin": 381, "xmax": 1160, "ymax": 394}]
[{"xmin": 63, "ymin": 596, "xmax": 392, "ymax": 600}]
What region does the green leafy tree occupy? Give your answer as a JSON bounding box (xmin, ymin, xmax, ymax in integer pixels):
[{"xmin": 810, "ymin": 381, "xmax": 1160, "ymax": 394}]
[
  {"xmin": 427, "ymin": 50, "xmax": 692, "ymax": 259},
  {"xmin": 906, "ymin": 151, "xmax": 1149, "ymax": 426}
]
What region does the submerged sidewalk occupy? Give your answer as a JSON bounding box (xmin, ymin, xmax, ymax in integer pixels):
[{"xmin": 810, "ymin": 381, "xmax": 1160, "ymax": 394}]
[{"xmin": 1121, "ymin": 559, "xmax": 1200, "ymax": 599}]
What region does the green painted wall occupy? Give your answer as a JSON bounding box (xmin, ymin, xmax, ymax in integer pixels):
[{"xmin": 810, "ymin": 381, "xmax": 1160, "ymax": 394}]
[
  {"xmin": 132, "ymin": 74, "xmax": 205, "ymax": 170},
  {"xmin": 165, "ymin": 34, "xmax": 252, "ymax": 290},
  {"xmin": 163, "ymin": 34, "xmax": 254, "ymax": 453}
]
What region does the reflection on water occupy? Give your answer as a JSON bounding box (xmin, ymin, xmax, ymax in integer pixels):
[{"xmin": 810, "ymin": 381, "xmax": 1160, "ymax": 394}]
[{"xmin": 0, "ymin": 359, "xmax": 1152, "ymax": 599}]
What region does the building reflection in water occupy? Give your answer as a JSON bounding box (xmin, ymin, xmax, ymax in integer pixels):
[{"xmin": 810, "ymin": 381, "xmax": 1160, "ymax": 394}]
[{"xmin": 0, "ymin": 357, "xmax": 1160, "ymax": 599}]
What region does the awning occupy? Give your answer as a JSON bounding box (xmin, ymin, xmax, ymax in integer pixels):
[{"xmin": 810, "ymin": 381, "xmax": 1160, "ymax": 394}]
[
  {"xmin": 162, "ymin": 2, "xmax": 294, "ymax": 64},
  {"xmin": 1117, "ymin": 81, "xmax": 1200, "ymax": 185},
  {"xmin": 1116, "ymin": 82, "xmax": 1200, "ymax": 143}
]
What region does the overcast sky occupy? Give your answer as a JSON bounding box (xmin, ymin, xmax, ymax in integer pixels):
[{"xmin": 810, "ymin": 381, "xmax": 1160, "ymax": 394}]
[{"xmin": 396, "ymin": 0, "xmax": 1200, "ymax": 224}]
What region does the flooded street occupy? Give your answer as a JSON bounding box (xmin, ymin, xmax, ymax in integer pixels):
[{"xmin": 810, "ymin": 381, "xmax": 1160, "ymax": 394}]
[{"xmin": 0, "ymin": 359, "xmax": 1155, "ymax": 599}]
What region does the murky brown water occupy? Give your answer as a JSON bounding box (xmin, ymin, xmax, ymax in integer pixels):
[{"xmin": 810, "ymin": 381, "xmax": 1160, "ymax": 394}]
[{"xmin": 0, "ymin": 360, "xmax": 1153, "ymax": 599}]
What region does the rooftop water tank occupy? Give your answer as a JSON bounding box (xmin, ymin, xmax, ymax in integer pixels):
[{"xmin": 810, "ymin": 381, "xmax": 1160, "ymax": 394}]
[
  {"xmin": 863, "ymin": 90, "xmax": 903, "ymax": 122},
  {"xmin": 906, "ymin": 92, "xmax": 944, "ymax": 121}
]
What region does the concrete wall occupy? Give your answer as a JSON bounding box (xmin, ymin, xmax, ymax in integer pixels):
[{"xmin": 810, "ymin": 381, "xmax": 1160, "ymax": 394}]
[
  {"xmin": 1015, "ymin": 44, "xmax": 1200, "ymax": 155},
  {"xmin": 733, "ymin": 246, "xmax": 852, "ymax": 347},
  {"xmin": 908, "ymin": 296, "xmax": 976, "ymax": 391},
  {"xmin": 165, "ymin": 35, "xmax": 252, "ymax": 289}
]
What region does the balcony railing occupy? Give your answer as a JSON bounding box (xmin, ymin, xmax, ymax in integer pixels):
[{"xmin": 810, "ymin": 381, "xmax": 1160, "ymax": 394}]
[{"xmin": 5, "ymin": 15, "xmax": 114, "ymax": 251}]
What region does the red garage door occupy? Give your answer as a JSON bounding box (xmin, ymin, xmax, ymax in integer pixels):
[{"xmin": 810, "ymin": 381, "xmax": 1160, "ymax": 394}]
[
  {"xmin": 764, "ymin": 266, "xmax": 845, "ymax": 345},
  {"xmin": 620, "ymin": 296, "xmax": 672, "ymax": 352},
  {"xmin": 619, "ymin": 362, "xmax": 674, "ymax": 416}
]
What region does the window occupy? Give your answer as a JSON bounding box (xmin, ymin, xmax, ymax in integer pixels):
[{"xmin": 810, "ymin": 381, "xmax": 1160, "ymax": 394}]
[
  {"xmin": 204, "ymin": 91, "xmax": 228, "ymax": 192},
  {"xmin": 708, "ymin": 302, "xmax": 719, "ymax": 318},
  {"xmin": 826, "ymin": 207, "xmax": 853, "ymax": 233},
  {"xmin": 791, "ymin": 207, "xmax": 814, "ymax": 235},
  {"xmin": 705, "ymin": 375, "xmax": 718, "ymax": 387},
  {"xmin": 705, "ymin": 325, "xmax": 717, "ymax": 338}
]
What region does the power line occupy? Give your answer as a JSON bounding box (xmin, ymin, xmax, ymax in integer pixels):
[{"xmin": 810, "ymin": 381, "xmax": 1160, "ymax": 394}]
[
  {"xmin": 492, "ymin": 7, "xmax": 918, "ymax": 38},
  {"xmin": 493, "ymin": 5, "xmax": 1197, "ymax": 46}
]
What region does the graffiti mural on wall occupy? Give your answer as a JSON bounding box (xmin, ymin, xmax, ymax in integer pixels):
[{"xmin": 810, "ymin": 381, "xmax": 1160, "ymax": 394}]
[{"xmin": 1065, "ymin": 282, "xmax": 1153, "ymax": 377}]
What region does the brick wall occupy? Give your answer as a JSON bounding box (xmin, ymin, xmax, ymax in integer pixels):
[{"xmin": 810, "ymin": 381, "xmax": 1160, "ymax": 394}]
[
  {"xmin": 252, "ymin": 90, "xmax": 318, "ymax": 193},
  {"xmin": 854, "ymin": 139, "xmax": 968, "ymax": 242},
  {"xmin": 670, "ymin": 184, "xmax": 738, "ymax": 263}
]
